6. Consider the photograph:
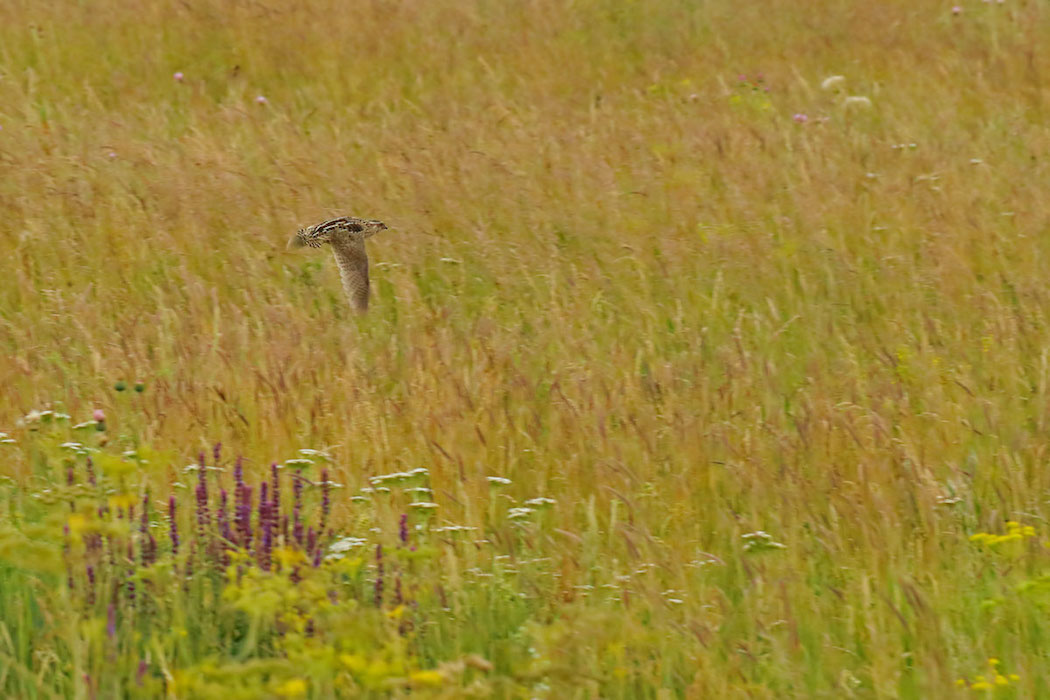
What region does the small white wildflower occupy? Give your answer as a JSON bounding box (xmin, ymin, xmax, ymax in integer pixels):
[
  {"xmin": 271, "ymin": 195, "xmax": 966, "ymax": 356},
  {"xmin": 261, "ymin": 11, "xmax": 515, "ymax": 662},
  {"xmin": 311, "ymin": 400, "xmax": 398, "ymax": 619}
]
[
  {"xmin": 350, "ymin": 495, "xmax": 369, "ymax": 503},
  {"xmin": 60, "ymin": 442, "xmax": 84, "ymax": 451},
  {"xmin": 970, "ymin": 158, "xmax": 983, "ymax": 165},
  {"xmin": 742, "ymin": 530, "xmax": 787, "ymax": 552},
  {"xmin": 284, "ymin": 458, "xmax": 313, "ymax": 468},
  {"xmin": 408, "ymin": 467, "xmax": 429, "ymax": 477},
  {"xmin": 433, "ymin": 525, "xmax": 478, "ymax": 533},
  {"xmin": 508, "ymin": 507, "xmax": 534, "ymax": 519},
  {"xmin": 405, "ymin": 487, "xmax": 433, "ymax": 495},
  {"xmin": 524, "ymin": 497, "xmax": 556, "ymax": 507},
  {"xmin": 330, "ymin": 536, "xmax": 368, "ymax": 552},
  {"xmin": 843, "ymin": 95, "xmax": 872, "ymax": 108},
  {"xmin": 298, "ymin": 449, "xmax": 331, "ymax": 460},
  {"xmin": 408, "ymin": 501, "xmax": 439, "ymax": 510},
  {"xmin": 371, "ymin": 471, "xmax": 409, "ymax": 484},
  {"xmin": 821, "ymin": 75, "xmax": 846, "ymax": 91},
  {"xmin": 487, "ymin": 476, "xmax": 512, "ymax": 486}
]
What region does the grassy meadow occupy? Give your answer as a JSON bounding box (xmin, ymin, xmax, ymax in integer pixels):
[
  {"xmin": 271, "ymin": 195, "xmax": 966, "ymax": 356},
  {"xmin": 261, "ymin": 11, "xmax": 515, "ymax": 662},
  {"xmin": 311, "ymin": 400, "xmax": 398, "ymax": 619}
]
[{"xmin": 1, "ymin": 0, "xmax": 1050, "ymax": 696}]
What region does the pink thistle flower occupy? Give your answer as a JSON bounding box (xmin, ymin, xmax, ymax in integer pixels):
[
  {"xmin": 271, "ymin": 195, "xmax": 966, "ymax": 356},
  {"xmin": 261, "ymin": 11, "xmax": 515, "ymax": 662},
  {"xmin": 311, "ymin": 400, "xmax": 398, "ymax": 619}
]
[
  {"xmin": 255, "ymin": 95, "xmax": 268, "ymax": 105},
  {"xmin": 93, "ymin": 408, "xmax": 105, "ymax": 422},
  {"xmin": 173, "ymin": 71, "xmax": 184, "ymax": 82},
  {"xmin": 793, "ymin": 113, "xmax": 809, "ymax": 124},
  {"xmin": 952, "ymin": 5, "xmax": 962, "ymax": 13}
]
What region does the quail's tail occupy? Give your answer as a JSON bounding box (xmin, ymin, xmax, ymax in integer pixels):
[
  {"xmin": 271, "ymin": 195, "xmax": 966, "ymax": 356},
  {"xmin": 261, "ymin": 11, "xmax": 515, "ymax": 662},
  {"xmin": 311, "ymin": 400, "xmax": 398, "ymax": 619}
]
[{"xmin": 330, "ymin": 240, "xmax": 370, "ymax": 313}]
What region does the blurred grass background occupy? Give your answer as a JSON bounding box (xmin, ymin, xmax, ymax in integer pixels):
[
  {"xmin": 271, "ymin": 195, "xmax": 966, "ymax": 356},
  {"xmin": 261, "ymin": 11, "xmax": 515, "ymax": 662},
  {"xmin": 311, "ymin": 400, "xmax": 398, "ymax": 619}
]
[{"xmin": 2, "ymin": 0, "xmax": 1050, "ymax": 695}]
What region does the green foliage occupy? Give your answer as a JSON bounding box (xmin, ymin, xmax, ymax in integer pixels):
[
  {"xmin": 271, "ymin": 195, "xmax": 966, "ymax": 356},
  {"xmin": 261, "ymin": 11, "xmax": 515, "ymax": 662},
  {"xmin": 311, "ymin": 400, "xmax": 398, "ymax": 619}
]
[{"xmin": 3, "ymin": 0, "xmax": 1050, "ymax": 696}]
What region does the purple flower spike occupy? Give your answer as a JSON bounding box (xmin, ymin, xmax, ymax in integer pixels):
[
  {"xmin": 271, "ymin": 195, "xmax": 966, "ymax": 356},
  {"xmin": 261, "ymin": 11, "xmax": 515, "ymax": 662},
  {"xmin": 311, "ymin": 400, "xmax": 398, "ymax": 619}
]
[
  {"xmin": 374, "ymin": 544, "xmax": 384, "ymax": 607},
  {"xmin": 260, "ymin": 520, "xmax": 272, "ymax": 571},
  {"xmin": 237, "ymin": 485, "xmax": 253, "ymax": 549},
  {"xmin": 218, "ymin": 488, "xmax": 230, "ymax": 540},
  {"xmin": 168, "ymin": 496, "xmax": 179, "ymax": 556},
  {"xmin": 258, "ymin": 482, "xmax": 269, "ymax": 526},
  {"xmin": 321, "ymin": 468, "xmax": 331, "ymax": 530},
  {"xmin": 213, "ymin": 442, "xmax": 222, "ymax": 465},
  {"xmin": 270, "ymin": 463, "xmax": 280, "ymax": 512},
  {"xmin": 292, "ymin": 475, "xmax": 304, "ymax": 546},
  {"xmin": 399, "ymin": 514, "xmax": 408, "ymax": 546},
  {"xmin": 196, "ymin": 471, "xmax": 210, "ymax": 535},
  {"xmin": 106, "ymin": 603, "xmax": 116, "ymax": 639},
  {"xmin": 136, "ymin": 660, "xmax": 148, "ymax": 686},
  {"xmin": 143, "ymin": 532, "xmax": 157, "ymax": 567},
  {"xmin": 86, "ymin": 457, "xmax": 96, "ymax": 486},
  {"xmin": 258, "ymin": 483, "xmax": 271, "ymax": 569},
  {"xmin": 140, "ymin": 493, "xmax": 150, "ymax": 534}
]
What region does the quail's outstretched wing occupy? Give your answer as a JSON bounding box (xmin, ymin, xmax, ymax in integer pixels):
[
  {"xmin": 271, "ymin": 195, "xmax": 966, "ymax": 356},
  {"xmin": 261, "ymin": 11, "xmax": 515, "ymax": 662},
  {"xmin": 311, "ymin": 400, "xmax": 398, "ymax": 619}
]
[{"xmin": 330, "ymin": 238, "xmax": 370, "ymax": 312}]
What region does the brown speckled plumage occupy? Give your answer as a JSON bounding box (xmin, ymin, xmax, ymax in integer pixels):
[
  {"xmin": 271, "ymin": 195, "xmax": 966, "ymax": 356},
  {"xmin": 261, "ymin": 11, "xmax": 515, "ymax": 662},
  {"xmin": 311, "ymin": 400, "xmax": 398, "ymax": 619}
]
[{"xmin": 288, "ymin": 216, "xmax": 389, "ymax": 312}]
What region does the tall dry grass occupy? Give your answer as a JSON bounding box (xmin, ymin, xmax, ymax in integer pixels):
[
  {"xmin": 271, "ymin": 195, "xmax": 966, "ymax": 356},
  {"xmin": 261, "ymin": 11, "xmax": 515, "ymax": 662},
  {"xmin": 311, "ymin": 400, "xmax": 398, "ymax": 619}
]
[{"xmin": 1, "ymin": 0, "xmax": 1050, "ymax": 696}]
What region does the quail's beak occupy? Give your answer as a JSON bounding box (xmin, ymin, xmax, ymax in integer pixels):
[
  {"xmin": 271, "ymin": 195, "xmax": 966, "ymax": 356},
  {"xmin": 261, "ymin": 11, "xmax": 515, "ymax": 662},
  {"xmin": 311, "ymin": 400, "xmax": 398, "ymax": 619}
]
[{"xmin": 287, "ymin": 234, "xmax": 308, "ymax": 250}]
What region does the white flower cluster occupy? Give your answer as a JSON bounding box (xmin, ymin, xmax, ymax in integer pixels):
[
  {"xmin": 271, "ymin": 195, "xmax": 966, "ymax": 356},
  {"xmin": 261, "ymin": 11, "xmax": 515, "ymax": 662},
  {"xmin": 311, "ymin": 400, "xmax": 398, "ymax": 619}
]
[{"xmin": 741, "ymin": 530, "xmax": 787, "ymax": 552}]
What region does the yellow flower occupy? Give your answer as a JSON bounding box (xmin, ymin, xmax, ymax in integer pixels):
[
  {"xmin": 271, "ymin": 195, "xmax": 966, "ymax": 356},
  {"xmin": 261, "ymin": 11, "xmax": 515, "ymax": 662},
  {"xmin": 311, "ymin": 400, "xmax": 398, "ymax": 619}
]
[
  {"xmin": 107, "ymin": 492, "xmax": 137, "ymax": 511},
  {"xmin": 988, "ymin": 658, "xmax": 1000, "ymax": 666},
  {"xmin": 340, "ymin": 654, "xmax": 367, "ymax": 672},
  {"xmin": 409, "ymin": 670, "xmax": 445, "ymax": 687},
  {"xmin": 275, "ymin": 678, "xmax": 307, "ymax": 697},
  {"xmin": 971, "ymin": 681, "xmax": 992, "ymax": 691},
  {"xmin": 273, "ymin": 547, "xmax": 307, "ymax": 569},
  {"xmin": 995, "ymin": 674, "xmax": 1009, "ymax": 686},
  {"xmin": 67, "ymin": 513, "xmax": 90, "ymax": 537}
]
